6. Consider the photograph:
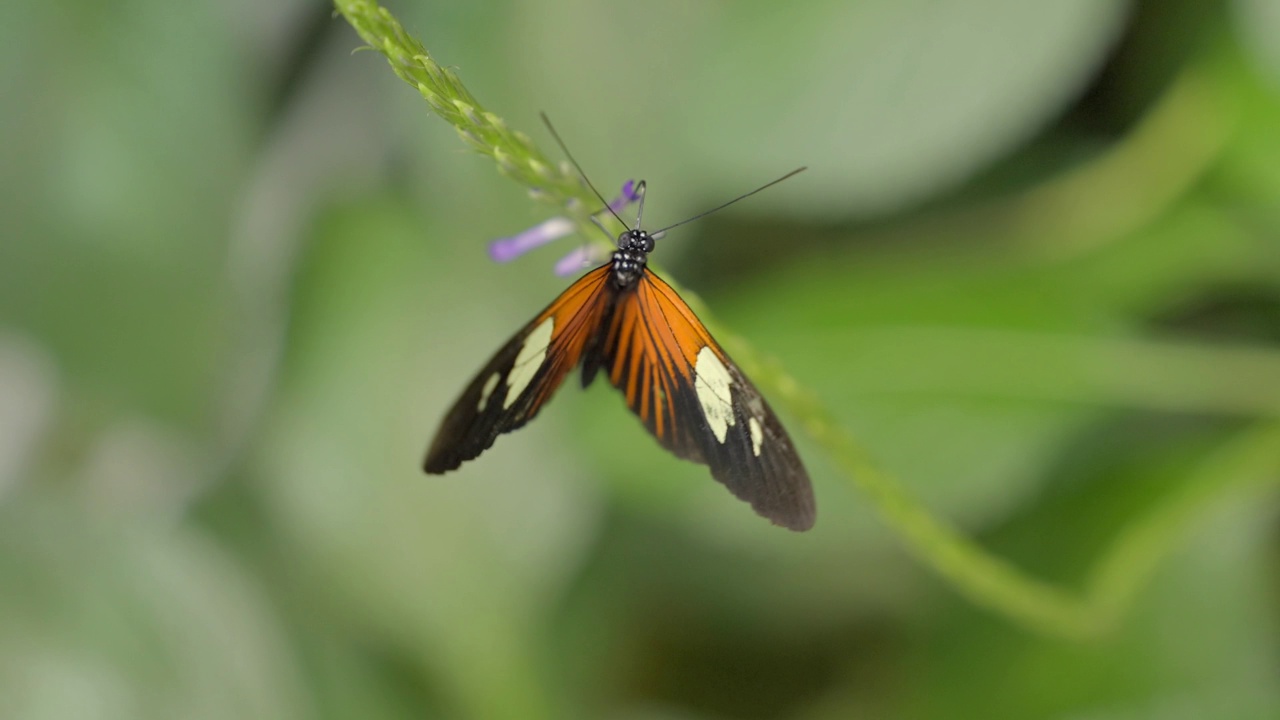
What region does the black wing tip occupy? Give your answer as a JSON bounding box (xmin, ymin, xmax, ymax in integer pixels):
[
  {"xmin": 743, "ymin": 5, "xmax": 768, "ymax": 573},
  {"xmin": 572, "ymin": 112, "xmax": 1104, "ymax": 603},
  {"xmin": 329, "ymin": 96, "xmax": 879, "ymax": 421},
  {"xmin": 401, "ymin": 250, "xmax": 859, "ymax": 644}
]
[
  {"xmin": 424, "ymin": 430, "xmax": 489, "ymax": 474},
  {"xmin": 716, "ymin": 462, "xmax": 816, "ymax": 531},
  {"xmin": 746, "ymin": 468, "xmax": 817, "ymax": 531},
  {"xmin": 422, "ymin": 451, "xmax": 460, "ymax": 475},
  {"xmin": 774, "ymin": 509, "xmax": 816, "ymax": 532},
  {"xmin": 758, "ymin": 493, "xmax": 817, "ymax": 531}
]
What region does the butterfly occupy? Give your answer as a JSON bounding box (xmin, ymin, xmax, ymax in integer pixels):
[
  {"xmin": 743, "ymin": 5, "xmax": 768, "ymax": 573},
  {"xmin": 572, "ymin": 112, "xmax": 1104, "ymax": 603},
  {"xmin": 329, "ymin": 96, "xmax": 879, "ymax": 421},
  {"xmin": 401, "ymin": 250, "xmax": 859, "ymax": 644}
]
[{"xmin": 424, "ymin": 118, "xmax": 815, "ymax": 531}]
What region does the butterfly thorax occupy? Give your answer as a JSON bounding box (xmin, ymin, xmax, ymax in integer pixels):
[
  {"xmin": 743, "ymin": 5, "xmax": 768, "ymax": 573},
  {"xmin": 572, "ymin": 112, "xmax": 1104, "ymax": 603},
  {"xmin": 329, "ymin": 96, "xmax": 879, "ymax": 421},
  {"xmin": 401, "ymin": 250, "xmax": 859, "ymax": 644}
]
[{"xmin": 610, "ymin": 229, "xmax": 653, "ymax": 289}]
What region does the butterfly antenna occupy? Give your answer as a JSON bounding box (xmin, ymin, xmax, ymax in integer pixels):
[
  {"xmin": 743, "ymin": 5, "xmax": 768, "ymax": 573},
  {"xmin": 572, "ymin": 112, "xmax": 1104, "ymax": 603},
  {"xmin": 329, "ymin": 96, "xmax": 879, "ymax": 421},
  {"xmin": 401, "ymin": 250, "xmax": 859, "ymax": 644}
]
[
  {"xmin": 650, "ymin": 167, "xmax": 807, "ymax": 238},
  {"xmin": 540, "ymin": 112, "xmax": 630, "ymax": 231},
  {"xmin": 634, "ymin": 181, "xmax": 648, "ymax": 228}
]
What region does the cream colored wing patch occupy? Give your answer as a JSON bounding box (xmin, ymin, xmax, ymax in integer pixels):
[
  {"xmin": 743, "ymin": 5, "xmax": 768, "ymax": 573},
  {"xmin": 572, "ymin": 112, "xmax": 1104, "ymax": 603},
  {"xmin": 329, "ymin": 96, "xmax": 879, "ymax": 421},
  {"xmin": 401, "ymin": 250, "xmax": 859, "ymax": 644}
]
[
  {"xmin": 504, "ymin": 316, "xmax": 555, "ymax": 408},
  {"xmin": 477, "ymin": 373, "xmax": 501, "ymax": 411},
  {"xmin": 748, "ymin": 417, "xmax": 764, "ymax": 457},
  {"xmin": 694, "ymin": 346, "xmax": 736, "ymax": 443}
]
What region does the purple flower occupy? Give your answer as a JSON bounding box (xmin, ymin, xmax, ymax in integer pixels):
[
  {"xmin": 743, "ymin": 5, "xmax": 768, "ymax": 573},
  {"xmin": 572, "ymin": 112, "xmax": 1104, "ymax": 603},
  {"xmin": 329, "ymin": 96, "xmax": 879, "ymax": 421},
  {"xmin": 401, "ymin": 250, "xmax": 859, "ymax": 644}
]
[
  {"xmin": 606, "ymin": 180, "xmax": 639, "ymax": 215},
  {"xmin": 553, "ymin": 244, "xmax": 604, "ymax": 276},
  {"xmin": 488, "ymin": 181, "xmax": 641, "ymax": 272},
  {"xmin": 487, "ymin": 217, "xmax": 575, "ymax": 262}
]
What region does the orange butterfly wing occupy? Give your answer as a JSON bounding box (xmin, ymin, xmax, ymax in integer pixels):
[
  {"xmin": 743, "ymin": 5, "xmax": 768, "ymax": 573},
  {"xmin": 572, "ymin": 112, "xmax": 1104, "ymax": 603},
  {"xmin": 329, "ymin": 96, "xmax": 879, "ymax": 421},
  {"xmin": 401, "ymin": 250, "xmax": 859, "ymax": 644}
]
[
  {"xmin": 424, "ymin": 265, "xmax": 611, "ymax": 473},
  {"xmin": 591, "ymin": 271, "xmax": 815, "ymax": 530},
  {"xmin": 426, "ymin": 263, "xmax": 814, "ymax": 530}
]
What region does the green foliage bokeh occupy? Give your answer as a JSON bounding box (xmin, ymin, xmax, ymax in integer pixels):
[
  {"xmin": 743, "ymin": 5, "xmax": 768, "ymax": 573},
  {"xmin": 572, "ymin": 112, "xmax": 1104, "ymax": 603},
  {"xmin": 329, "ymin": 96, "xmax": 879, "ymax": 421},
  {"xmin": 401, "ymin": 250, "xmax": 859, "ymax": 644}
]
[{"xmin": 1, "ymin": 1, "xmax": 1279, "ymax": 719}]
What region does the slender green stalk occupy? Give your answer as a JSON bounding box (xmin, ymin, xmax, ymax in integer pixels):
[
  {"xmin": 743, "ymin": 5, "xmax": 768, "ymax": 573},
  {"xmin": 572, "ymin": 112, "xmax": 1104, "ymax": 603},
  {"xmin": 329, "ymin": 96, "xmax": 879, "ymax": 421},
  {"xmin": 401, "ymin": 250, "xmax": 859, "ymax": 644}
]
[
  {"xmin": 710, "ymin": 310, "xmax": 1280, "ymax": 640},
  {"xmin": 333, "ymin": 0, "xmax": 1280, "ymax": 642},
  {"xmin": 1083, "ymin": 423, "xmax": 1280, "ymax": 632},
  {"xmin": 334, "ymin": 0, "xmax": 595, "ymax": 212}
]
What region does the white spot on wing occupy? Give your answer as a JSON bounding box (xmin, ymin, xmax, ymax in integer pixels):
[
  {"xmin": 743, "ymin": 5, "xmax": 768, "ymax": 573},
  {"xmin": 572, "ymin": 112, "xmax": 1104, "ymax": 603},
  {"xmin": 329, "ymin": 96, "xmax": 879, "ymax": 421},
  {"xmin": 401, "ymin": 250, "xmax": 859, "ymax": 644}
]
[
  {"xmin": 477, "ymin": 373, "xmax": 500, "ymax": 411},
  {"xmin": 695, "ymin": 346, "xmax": 735, "ymax": 443},
  {"xmin": 748, "ymin": 417, "xmax": 764, "ymax": 457},
  {"xmin": 504, "ymin": 316, "xmax": 555, "ymax": 409}
]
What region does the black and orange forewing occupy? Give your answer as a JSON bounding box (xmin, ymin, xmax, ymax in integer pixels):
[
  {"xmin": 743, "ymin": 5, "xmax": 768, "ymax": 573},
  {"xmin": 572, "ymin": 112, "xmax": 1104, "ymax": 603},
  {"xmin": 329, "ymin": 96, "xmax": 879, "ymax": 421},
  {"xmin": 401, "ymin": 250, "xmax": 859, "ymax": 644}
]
[
  {"xmin": 592, "ymin": 272, "xmax": 813, "ymax": 529},
  {"xmin": 423, "ymin": 265, "xmax": 611, "ymax": 473},
  {"xmin": 425, "ymin": 264, "xmax": 815, "ymax": 531}
]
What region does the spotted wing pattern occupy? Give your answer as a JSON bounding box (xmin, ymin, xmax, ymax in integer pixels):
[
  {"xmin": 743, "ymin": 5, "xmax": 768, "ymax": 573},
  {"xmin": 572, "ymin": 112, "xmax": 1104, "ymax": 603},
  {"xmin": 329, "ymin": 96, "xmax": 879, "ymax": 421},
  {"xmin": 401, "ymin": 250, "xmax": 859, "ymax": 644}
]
[
  {"xmin": 591, "ymin": 270, "xmax": 816, "ymax": 531},
  {"xmin": 424, "ymin": 265, "xmax": 612, "ymax": 473}
]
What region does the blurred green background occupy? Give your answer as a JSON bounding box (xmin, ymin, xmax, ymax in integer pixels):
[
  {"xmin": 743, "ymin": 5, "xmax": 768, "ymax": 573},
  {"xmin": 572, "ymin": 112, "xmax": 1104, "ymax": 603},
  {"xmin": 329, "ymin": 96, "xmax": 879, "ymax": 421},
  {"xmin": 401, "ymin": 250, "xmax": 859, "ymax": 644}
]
[{"xmin": 3, "ymin": 0, "xmax": 1280, "ymax": 718}]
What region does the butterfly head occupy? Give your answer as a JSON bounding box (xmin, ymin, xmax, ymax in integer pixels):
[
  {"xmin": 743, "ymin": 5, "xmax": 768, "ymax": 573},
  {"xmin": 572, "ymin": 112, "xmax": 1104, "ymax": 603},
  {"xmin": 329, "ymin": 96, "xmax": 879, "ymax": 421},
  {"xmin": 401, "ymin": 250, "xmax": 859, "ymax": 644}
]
[
  {"xmin": 617, "ymin": 228, "xmax": 654, "ymax": 254},
  {"xmin": 610, "ymin": 229, "xmax": 652, "ymax": 288}
]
